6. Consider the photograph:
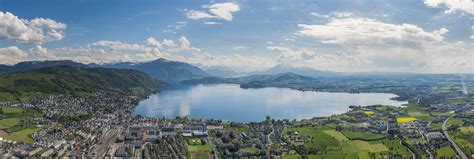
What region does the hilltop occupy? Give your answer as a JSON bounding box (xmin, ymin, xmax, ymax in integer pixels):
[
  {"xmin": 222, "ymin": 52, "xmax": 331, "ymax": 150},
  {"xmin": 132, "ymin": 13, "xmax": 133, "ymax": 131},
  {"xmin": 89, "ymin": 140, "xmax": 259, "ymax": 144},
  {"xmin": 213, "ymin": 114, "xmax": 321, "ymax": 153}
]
[{"xmin": 0, "ymin": 66, "xmax": 164, "ymax": 101}]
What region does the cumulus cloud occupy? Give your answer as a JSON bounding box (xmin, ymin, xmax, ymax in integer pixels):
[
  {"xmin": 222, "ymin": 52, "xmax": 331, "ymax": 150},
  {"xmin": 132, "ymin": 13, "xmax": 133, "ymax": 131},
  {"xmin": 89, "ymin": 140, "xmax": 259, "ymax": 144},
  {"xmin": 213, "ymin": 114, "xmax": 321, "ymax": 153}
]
[
  {"xmin": 146, "ymin": 37, "xmax": 161, "ymax": 48},
  {"xmin": 423, "ymin": 0, "xmax": 474, "ymax": 14},
  {"xmin": 297, "ymin": 18, "xmax": 447, "ymax": 49},
  {"xmin": 0, "ymin": 46, "xmax": 27, "ymax": 64},
  {"xmin": 29, "ymin": 45, "xmax": 56, "ymax": 60},
  {"xmin": 1, "ymin": 36, "xmax": 274, "ymax": 72},
  {"xmin": 186, "ymin": 3, "xmax": 240, "ymax": 21},
  {"xmin": 0, "ymin": 11, "xmax": 66, "ymax": 44}
]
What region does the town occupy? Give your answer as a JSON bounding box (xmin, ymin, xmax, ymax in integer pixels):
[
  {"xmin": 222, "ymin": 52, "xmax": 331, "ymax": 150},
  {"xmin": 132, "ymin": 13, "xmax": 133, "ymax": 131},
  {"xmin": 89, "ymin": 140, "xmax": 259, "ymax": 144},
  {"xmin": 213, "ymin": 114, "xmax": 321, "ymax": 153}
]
[{"xmin": 0, "ymin": 89, "xmax": 472, "ymax": 159}]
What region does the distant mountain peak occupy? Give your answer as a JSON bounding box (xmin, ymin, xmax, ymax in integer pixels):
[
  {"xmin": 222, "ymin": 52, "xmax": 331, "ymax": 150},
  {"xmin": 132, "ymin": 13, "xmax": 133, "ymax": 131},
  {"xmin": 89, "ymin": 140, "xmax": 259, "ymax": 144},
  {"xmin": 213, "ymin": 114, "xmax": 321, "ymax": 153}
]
[{"xmin": 264, "ymin": 63, "xmax": 337, "ymax": 77}]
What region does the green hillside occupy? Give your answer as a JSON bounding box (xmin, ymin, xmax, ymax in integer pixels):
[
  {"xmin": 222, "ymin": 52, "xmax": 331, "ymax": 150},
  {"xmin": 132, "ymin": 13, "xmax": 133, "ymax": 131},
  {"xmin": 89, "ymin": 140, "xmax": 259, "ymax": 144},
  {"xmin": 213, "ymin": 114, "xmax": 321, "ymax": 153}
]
[{"xmin": 0, "ymin": 66, "xmax": 164, "ymax": 101}]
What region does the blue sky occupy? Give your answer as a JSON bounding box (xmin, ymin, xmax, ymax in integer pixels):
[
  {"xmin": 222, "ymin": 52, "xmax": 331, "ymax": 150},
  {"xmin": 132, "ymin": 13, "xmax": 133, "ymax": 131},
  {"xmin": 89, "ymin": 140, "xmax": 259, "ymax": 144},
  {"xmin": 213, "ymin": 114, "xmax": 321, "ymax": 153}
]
[{"xmin": 0, "ymin": 0, "xmax": 473, "ymax": 73}]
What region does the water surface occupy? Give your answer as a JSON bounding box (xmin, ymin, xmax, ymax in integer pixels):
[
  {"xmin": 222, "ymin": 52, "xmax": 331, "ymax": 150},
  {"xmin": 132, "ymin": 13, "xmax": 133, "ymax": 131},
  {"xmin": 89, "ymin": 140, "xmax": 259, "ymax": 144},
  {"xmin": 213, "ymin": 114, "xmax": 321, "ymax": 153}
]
[{"xmin": 133, "ymin": 84, "xmax": 407, "ymax": 122}]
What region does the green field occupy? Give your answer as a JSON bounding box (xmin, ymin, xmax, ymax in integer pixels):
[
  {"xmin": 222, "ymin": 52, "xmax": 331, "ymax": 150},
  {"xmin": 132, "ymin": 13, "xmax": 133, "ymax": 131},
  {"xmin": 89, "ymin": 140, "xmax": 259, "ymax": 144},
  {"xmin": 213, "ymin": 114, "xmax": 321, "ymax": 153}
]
[
  {"xmin": 0, "ymin": 118, "xmax": 21, "ymax": 128},
  {"xmin": 282, "ymin": 154, "xmax": 301, "ymax": 159},
  {"xmin": 323, "ymin": 130, "xmax": 348, "ymax": 141},
  {"xmin": 284, "ymin": 126, "xmax": 411, "ymax": 159},
  {"xmin": 0, "ymin": 107, "xmax": 44, "ymax": 144},
  {"xmin": 0, "ymin": 127, "xmax": 41, "ymax": 144},
  {"xmin": 447, "ymin": 117, "xmax": 464, "ymax": 127},
  {"xmin": 342, "ymin": 131, "xmax": 386, "ymax": 140},
  {"xmin": 459, "ymin": 126, "xmax": 474, "ymax": 133},
  {"xmin": 353, "ymin": 140, "xmax": 388, "ymax": 152},
  {"xmin": 436, "ymin": 146, "xmax": 457, "ymax": 158},
  {"xmin": 285, "ymin": 127, "xmax": 340, "ymax": 151},
  {"xmin": 451, "ymin": 126, "xmax": 474, "ymax": 156}
]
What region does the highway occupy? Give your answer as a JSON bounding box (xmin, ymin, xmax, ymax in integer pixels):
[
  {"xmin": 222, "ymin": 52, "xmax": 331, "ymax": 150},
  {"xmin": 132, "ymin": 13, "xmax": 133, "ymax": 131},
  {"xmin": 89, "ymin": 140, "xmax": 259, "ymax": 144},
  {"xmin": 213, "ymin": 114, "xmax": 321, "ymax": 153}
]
[{"xmin": 442, "ymin": 115, "xmax": 468, "ymax": 159}]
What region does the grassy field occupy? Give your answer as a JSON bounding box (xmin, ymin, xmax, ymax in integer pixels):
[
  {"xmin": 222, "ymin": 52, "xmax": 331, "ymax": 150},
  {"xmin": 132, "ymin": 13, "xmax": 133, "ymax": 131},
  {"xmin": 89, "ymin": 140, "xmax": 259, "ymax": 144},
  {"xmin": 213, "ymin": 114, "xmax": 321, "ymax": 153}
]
[
  {"xmin": 0, "ymin": 127, "xmax": 41, "ymax": 144},
  {"xmin": 447, "ymin": 117, "xmax": 464, "ymax": 127},
  {"xmin": 285, "ymin": 127, "xmax": 340, "ymax": 151},
  {"xmin": 436, "ymin": 146, "xmax": 457, "ymax": 158},
  {"xmin": 0, "ymin": 118, "xmax": 21, "ymax": 128},
  {"xmin": 241, "ymin": 147, "xmax": 260, "ymax": 153},
  {"xmin": 342, "ymin": 131, "xmax": 386, "ymax": 140},
  {"xmin": 431, "ymin": 123, "xmax": 443, "ymax": 130},
  {"xmin": 459, "ymin": 126, "xmax": 474, "ymax": 133},
  {"xmin": 2, "ymin": 107, "xmax": 23, "ymax": 114},
  {"xmin": 0, "ymin": 107, "xmax": 44, "ymax": 143},
  {"xmin": 188, "ymin": 139, "xmax": 211, "ymax": 159},
  {"xmin": 282, "ymin": 154, "xmax": 301, "ymax": 159},
  {"xmin": 353, "ymin": 140, "xmax": 388, "ymax": 152},
  {"xmin": 323, "ymin": 130, "xmax": 348, "ymax": 141},
  {"xmin": 451, "ymin": 126, "xmax": 474, "ymax": 156},
  {"xmin": 284, "ymin": 126, "xmax": 411, "ymax": 159},
  {"xmin": 397, "ymin": 117, "xmax": 417, "ymax": 123}
]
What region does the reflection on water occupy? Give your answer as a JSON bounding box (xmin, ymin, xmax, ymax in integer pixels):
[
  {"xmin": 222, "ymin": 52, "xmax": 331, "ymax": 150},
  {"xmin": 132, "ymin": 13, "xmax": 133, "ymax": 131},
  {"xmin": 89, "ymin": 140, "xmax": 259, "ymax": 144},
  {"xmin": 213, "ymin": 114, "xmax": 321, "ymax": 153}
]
[{"xmin": 133, "ymin": 84, "xmax": 407, "ymax": 122}]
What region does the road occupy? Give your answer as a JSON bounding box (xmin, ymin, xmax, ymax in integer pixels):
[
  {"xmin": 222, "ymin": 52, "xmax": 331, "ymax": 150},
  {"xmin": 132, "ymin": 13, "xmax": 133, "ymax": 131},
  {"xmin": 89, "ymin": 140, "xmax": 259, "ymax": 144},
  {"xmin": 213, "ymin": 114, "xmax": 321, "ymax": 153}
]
[
  {"xmin": 442, "ymin": 115, "xmax": 468, "ymax": 159},
  {"xmin": 399, "ymin": 139, "xmax": 416, "ymax": 159}
]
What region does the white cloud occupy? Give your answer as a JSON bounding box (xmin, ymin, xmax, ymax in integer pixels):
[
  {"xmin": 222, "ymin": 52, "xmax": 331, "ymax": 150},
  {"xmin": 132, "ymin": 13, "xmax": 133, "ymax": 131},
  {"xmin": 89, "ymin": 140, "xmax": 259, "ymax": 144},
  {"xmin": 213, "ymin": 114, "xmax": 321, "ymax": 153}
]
[
  {"xmin": 0, "ymin": 11, "xmax": 66, "ymax": 44},
  {"xmin": 146, "ymin": 37, "xmax": 161, "ymax": 48},
  {"xmin": 205, "ymin": 3, "xmax": 240, "ymax": 21},
  {"xmin": 297, "ymin": 18, "xmax": 447, "ymax": 49},
  {"xmin": 232, "ymin": 46, "xmax": 251, "ymax": 51},
  {"xmin": 204, "ymin": 21, "xmax": 222, "ymax": 25},
  {"xmin": 310, "ymin": 11, "xmax": 354, "ymax": 19},
  {"xmin": 28, "ymin": 45, "xmax": 56, "ymax": 60},
  {"xmin": 186, "ymin": 10, "xmax": 216, "ymax": 20},
  {"xmin": 162, "ymin": 39, "xmax": 176, "ymax": 47},
  {"xmin": 423, "ymin": 0, "xmax": 474, "ymax": 14},
  {"xmin": 177, "ymin": 36, "xmax": 201, "ymax": 53},
  {"xmin": 266, "ymin": 46, "xmax": 317, "ymax": 63},
  {"xmin": 310, "ymin": 12, "xmax": 329, "ymax": 18},
  {"xmin": 0, "ymin": 46, "xmax": 27, "ymax": 64},
  {"xmin": 186, "ymin": 3, "xmax": 240, "ymax": 21},
  {"xmin": 332, "ymin": 12, "xmax": 353, "ymax": 18}
]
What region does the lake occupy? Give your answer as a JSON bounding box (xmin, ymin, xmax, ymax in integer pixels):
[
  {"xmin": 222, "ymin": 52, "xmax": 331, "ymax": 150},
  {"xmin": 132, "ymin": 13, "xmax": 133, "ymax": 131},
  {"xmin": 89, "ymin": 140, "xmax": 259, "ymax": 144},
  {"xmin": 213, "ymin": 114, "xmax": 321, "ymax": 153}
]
[{"xmin": 133, "ymin": 84, "xmax": 407, "ymax": 122}]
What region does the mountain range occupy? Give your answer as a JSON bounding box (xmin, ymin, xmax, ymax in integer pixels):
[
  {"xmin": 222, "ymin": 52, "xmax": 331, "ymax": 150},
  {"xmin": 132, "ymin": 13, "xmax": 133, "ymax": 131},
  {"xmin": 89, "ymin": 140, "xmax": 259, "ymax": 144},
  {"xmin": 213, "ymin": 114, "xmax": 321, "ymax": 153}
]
[{"xmin": 0, "ymin": 59, "xmax": 212, "ymax": 83}]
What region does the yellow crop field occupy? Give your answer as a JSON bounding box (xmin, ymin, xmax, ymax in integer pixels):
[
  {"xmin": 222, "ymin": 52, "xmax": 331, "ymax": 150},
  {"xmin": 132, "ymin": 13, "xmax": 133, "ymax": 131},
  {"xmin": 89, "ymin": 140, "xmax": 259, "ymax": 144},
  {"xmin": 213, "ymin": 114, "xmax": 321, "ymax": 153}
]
[{"xmin": 397, "ymin": 117, "xmax": 417, "ymax": 123}]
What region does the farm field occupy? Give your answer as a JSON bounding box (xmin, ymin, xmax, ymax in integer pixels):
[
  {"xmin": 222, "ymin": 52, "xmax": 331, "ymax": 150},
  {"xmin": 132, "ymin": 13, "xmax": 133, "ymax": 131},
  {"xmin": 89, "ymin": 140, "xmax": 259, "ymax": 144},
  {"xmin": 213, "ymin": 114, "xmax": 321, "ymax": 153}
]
[
  {"xmin": 284, "ymin": 126, "xmax": 412, "ymax": 159},
  {"xmin": 397, "ymin": 117, "xmax": 417, "ymax": 123}
]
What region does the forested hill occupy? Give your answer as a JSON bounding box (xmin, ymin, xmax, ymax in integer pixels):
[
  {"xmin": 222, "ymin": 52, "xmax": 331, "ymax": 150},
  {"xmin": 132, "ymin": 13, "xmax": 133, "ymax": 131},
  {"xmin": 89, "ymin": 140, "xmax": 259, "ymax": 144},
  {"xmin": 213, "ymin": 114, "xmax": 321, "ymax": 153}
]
[{"xmin": 0, "ymin": 66, "xmax": 164, "ymax": 102}]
